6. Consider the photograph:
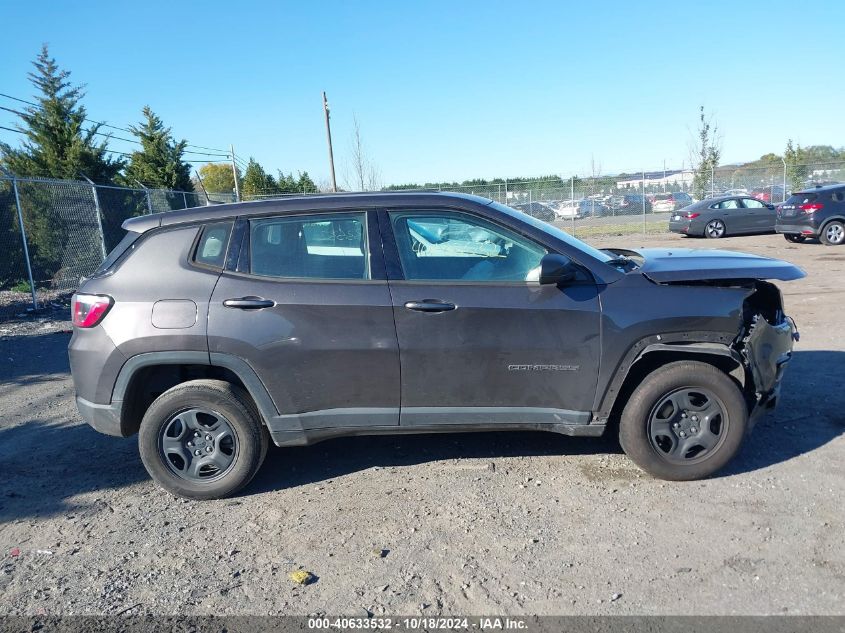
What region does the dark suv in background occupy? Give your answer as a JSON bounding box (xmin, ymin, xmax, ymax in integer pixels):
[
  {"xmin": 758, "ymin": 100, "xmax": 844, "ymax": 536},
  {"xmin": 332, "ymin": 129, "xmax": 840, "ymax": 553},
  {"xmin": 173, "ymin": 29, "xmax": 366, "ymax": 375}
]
[
  {"xmin": 775, "ymin": 183, "xmax": 845, "ymax": 245},
  {"xmin": 69, "ymin": 192, "xmax": 803, "ymax": 499}
]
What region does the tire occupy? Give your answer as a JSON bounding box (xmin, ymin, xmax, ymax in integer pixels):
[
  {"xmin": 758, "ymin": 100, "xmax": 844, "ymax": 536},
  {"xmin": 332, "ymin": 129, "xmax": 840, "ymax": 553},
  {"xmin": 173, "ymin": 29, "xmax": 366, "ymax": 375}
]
[
  {"xmin": 704, "ymin": 218, "xmax": 726, "ymax": 239},
  {"xmin": 618, "ymin": 361, "xmax": 747, "ymax": 481},
  {"xmin": 783, "ymin": 234, "xmax": 806, "ymax": 243},
  {"xmin": 820, "ymin": 221, "xmax": 845, "ymax": 246},
  {"xmin": 139, "ymin": 379, "xmax": 269, "ymax": 500}
]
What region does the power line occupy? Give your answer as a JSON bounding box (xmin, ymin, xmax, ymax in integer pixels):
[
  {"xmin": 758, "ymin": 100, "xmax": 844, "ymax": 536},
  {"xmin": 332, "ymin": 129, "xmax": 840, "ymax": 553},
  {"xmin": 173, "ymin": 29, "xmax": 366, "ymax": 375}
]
[
  {"xmin": 1, "ymin": 104, "xmax": 231, "ymax": 159},
  {"xmin": 0, "ymin": 91, "xmax": 231, "ymax": 154}
]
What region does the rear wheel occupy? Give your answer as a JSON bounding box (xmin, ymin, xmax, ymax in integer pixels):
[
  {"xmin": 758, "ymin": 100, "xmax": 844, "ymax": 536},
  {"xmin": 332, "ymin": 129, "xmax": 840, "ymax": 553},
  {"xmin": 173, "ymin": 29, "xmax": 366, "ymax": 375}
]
[
  {"xmin": 139, "ymin": 379, "xmax": 269, "ymax": 499},
  {"xmin": 704, "ymin": 219, "xmax": 726, "ymax": 239},
  {"xmin": 619, "ymin": 361, "xmax": 747, "ymax": 480},
  {"xmin": 783, "ymin": 234, "xmax": 806, "ymax": 243},
  {"xmin": 820, "ymin": 221, "xmax": 845, "ymax": 246}
]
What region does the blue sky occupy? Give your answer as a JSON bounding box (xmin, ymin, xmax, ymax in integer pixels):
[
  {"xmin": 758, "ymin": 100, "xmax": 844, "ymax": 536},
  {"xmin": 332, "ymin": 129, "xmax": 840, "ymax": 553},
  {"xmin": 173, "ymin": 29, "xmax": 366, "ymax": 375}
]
[{"xmin": 1, "ymin": 0, "xmax": 843, "ymax": 186}]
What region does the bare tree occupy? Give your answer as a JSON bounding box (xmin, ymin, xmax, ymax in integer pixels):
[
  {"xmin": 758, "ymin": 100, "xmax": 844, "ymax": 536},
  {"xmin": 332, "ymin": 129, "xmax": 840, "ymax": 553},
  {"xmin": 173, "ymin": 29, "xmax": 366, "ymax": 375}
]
[
  {"xmin": 346, "ymin": 114, "xmax": 381, "ymax": 191},
  {"xmin": 688, "ymin": 106, "xmax": 721, "ymax": 199}
]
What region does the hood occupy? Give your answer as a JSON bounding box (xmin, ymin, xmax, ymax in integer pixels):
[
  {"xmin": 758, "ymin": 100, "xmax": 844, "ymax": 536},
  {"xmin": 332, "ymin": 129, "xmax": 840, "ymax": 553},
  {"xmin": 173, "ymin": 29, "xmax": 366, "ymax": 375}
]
[{"xmin": 631, "ymin": 248, "xmax": 806, "ymax": 283}]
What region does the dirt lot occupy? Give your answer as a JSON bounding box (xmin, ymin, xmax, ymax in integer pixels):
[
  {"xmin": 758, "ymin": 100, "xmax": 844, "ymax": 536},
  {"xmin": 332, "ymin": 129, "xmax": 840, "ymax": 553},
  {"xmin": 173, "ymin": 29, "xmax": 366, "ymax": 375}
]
[{"xmin": 0, "ymin": 232, "xmax": 843, "ymax": 617}]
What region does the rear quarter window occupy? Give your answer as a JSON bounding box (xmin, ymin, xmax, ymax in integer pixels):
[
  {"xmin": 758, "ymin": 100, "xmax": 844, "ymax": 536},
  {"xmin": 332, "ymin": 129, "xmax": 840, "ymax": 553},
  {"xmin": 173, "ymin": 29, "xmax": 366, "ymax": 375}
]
[{"xmin": 193, "ymin": 222, "xmax": 233, "ymax": 269}]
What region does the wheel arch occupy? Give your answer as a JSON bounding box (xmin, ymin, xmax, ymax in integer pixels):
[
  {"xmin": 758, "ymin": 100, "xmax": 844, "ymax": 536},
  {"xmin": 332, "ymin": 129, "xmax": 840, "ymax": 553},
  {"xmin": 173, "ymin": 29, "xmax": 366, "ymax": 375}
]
[
  {"xmin": 112, "ymin": 352, "xmax": 278, "ymax": 437},
  {"xmin": 595, "ymin": 340, "xmax": 746, "ymax": 429},
  {"xmin": 819, "ymin": 215, "xmax": 845, "ymax": 235}
]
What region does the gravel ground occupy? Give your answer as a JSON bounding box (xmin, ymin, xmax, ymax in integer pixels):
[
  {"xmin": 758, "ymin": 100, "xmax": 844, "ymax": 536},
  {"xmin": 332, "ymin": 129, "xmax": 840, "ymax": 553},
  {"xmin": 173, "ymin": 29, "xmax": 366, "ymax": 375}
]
[{"xmin": 0, "ymin": 232, "xmax": 843, "ymax": 617}]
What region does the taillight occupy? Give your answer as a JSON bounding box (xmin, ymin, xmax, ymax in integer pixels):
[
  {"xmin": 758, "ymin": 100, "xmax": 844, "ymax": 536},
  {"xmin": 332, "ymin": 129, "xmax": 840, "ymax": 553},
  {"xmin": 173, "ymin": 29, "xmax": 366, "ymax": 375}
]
[
  {"xmin": 686, "ymin": 212, "xmax": 700, "ymax": 219},
  {"xmin": 71, "ymin": 293, "xmax": 113, "ymax": 328},
  {"xmin": 799, "ymin": 203, "xmax": 823, "ymax": 214}
]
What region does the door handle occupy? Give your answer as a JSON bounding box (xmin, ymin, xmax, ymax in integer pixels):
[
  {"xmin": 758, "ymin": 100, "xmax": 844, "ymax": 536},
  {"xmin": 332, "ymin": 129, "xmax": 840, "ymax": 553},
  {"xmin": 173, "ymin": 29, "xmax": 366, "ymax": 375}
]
[
  {"xmin": 404, "ymin": 300, "xmax": 456, "ymax": 313},
  {"xmin": 223, "ymin": 296, "xmax": 275, "ymax": 310}
]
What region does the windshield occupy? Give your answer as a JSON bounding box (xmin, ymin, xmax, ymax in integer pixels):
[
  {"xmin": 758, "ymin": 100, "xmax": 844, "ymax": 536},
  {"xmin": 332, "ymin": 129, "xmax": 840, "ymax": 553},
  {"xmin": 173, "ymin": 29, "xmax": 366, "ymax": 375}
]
[{"xmin": 489, "ymin": 200, "xmax": 614, "ymax": 264}]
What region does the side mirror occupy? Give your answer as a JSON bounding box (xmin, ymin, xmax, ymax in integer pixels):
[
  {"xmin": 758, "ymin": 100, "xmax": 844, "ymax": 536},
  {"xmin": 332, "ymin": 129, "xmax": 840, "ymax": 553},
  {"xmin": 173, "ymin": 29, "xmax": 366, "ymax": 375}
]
[
  {"xmin": 767, "ymin": 204, "xmax": 775, "ymax": 210},
  {"xmin": 539, "ymin": 253, "xmax": 577, "ymax": 285}
]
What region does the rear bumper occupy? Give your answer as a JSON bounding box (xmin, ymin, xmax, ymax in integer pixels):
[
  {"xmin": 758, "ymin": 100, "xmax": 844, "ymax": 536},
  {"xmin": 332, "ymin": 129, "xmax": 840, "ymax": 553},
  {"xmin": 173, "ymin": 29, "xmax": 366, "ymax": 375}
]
[
  {"xmin": 76, "ymin": 396, "xmax": 126, "ymax": 437},
  {"xmin": 669, "ymin": 219, "xmax": 695, "ymax": 234},
  {"xmin": 775, "ymin": 219, "xmax": 818, "ymax": 235}
]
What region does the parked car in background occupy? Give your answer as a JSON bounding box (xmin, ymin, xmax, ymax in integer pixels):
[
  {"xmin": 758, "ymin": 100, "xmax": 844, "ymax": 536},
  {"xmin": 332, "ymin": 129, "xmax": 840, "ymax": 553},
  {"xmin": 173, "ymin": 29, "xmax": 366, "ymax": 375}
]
[
  {"xmin": 652, "ymin": 192, "xmax": 693, "ymax": 213},
  {"xmin": 669, "ymin": 195, "xmax": 778, "ymax": 238},
  {"xmin": 553, "ymin": 199, "xmax": 609, "ymax": 220},
  {"xmin": 69, "ymin": 191, "xmax": 803, "ymax": 499},
  {"xmin": 608, "ymin": 194, "xmax": 652, "ymax": 215},
  {"xmin": 775, "ymin": 183, "xmax": 845, "ymax": 245},
  {"xmin": 553, "ymin": 199, "xmax": 581, "ymax": 219},
  {"xmin": 513, "ymin": 201, "xmax": 555, "ymax": 222},
  {"xmin": 751, "ymin": 185, "xmax": 787, "ymax": 204}
]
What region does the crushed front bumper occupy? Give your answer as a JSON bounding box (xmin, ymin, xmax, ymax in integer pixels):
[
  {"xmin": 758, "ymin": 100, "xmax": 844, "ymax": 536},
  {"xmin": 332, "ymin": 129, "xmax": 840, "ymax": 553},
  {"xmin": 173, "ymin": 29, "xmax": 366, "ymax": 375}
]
[{"xmin": 743, "ymin": 316, "xmax": 797, "ymax": 429}]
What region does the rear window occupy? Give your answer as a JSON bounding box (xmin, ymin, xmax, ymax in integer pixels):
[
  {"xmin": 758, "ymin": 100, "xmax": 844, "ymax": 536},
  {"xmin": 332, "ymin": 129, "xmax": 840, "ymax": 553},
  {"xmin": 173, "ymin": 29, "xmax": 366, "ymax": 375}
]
[
  {"xmin": 784, "ymin": 193, "xmax": 817, "ymax": 207},
  {"xmin": 91, "ymin": 230, "xmax": 141, "ymax": 277},
  {"xmin": 193, "ymin": 222, "xmax": 233, "ymax": 269}
]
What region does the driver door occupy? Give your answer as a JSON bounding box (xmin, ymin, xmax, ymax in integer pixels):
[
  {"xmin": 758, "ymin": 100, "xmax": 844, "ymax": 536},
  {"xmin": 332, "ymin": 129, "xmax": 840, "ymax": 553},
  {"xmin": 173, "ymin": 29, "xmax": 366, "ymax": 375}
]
[{"xmin": 380, "ymin": 208, "xmax": 601, "ymax": 427}]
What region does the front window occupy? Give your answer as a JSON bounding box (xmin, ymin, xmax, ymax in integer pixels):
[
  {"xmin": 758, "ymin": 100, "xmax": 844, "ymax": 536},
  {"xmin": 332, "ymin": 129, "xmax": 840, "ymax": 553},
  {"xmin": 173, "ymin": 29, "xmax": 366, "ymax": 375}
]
[
  {"xmin": 742, "ymin": 198, "xmax": 766, "ymax": 208},
  {"xmin": 390, "ymin": 211, "xmax": 546, "ymax": 282}
]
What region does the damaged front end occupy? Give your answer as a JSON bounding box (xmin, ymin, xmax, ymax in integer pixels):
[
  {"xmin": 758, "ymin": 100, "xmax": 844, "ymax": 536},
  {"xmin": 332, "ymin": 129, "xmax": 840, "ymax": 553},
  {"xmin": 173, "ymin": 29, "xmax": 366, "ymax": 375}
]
[{"xmin": 734, "ymin": 281, "xmax": 799, "ymax": 428}]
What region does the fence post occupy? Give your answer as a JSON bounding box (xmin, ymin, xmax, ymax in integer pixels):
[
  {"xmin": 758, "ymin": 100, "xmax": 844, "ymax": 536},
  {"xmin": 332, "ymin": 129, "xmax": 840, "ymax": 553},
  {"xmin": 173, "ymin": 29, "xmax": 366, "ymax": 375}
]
[
  {"xmin": 182, "ymin": 192, "xmax": 188, "ymax": 209},
  {"xmin": 781, "ymin": 157, "xmax": 787, "ymax": 199},
  {"xmin": 642, "ymin": 169, "xmax": 646, "ymax": 235},
  {"xmin": 10, "ymin": 177, "xmax": 38, "ymax": 311},
  {"xmin": 81, "ymin": 175, "xmax": 108, "ymax": 260},
  {"xmin": 135, "ymin": 180, "xmax": 153, "ymax": 213}
]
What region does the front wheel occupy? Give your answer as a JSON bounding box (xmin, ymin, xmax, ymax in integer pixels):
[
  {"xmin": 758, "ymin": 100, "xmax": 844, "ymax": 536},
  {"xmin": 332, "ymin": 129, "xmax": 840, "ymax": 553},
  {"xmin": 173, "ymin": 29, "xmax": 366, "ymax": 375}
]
[
  {"xmin": 820, "ymin": 221, "xmax": 845, "ymax": 246},
  {"xmin": 618, "ymin": 361, "xmax": 747, "ymax": 480},
  {"xmin": 704, "ymin": 219, "xmax": 726, "ymax": 239},
  {"xmin": 783, "ymin": 234, "xmax": 806, "ymax": 243},
  {"xmin": 139, "ymin": 379, "xmax": 269, "ymax": 499}
]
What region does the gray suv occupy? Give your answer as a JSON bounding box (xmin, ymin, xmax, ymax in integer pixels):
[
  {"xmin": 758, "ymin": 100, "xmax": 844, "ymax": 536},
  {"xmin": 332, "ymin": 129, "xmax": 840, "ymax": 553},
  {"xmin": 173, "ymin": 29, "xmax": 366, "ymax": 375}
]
[{"xmin": 69, "ymin": 193, "xmax": 803, "ymax": 499}]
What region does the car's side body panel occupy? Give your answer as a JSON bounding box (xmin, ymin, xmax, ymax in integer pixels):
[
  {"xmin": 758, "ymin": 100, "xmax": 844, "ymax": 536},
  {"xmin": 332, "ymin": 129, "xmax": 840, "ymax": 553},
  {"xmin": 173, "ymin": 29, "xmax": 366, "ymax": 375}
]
[{"xmin": 69, "ymin": 192, "xmax": 803, "ymax": 455}]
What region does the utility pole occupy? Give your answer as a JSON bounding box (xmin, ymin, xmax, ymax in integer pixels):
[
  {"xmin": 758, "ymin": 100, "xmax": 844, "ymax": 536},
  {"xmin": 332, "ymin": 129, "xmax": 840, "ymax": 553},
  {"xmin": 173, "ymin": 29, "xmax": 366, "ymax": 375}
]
[
  {"xmin": 230, "ymin": 145, "xmax": 241, "ymax": 202},
  {"xmin": 323, "ymin": 91, "xmax": 337, "ymax": 192}
]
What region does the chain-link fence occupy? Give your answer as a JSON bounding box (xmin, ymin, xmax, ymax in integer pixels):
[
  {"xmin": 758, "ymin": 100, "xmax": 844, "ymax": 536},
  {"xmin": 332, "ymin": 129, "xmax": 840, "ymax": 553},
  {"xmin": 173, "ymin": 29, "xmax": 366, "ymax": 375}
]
[
  {"xmin": 0, "ymin": 176, "xmax": 227, "ymax": 319},
  {"xmin": 378, "ymin": 160, "xmax": 845, "ymax": 240},
  {"xmin": 2, "ymin": 161, "xmax": 843, "ymax": 320}
]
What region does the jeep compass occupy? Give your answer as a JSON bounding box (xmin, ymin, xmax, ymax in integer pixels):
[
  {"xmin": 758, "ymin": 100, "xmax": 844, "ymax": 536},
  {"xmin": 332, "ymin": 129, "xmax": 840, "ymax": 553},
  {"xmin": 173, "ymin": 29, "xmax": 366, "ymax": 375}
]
[{"xmin": 69, "ymin": 193, "xmax": 804, "ymax": 499}]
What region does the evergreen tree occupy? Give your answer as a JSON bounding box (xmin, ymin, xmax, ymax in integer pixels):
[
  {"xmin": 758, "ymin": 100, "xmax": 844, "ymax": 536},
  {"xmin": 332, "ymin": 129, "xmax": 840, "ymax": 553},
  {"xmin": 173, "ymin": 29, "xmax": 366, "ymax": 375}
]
[
  {"xmin": 122, "ymin": 106, "xmax": 193, "ymax": 191},
  {"xmin": 241, "ymin": 157, "xmax": 272, "ymax": 199},
  {"xmin": 0, "ymin": 45, "xmax": 122, "ymax": 182},
  {"xmin": 297, "ymin": 171, "xmax": 318, "ymax": 193}
]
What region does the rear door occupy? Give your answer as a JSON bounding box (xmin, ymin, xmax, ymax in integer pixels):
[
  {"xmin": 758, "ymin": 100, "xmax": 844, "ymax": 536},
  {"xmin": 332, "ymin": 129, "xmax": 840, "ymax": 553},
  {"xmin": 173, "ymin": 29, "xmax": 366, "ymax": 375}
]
[
  {"xmin": 380, "ymin": 207, "xmax": 601, "ymax": 427},
  {"xmin": 207, "ymin": 209, "xmax": 400, "ymax": 432}
]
